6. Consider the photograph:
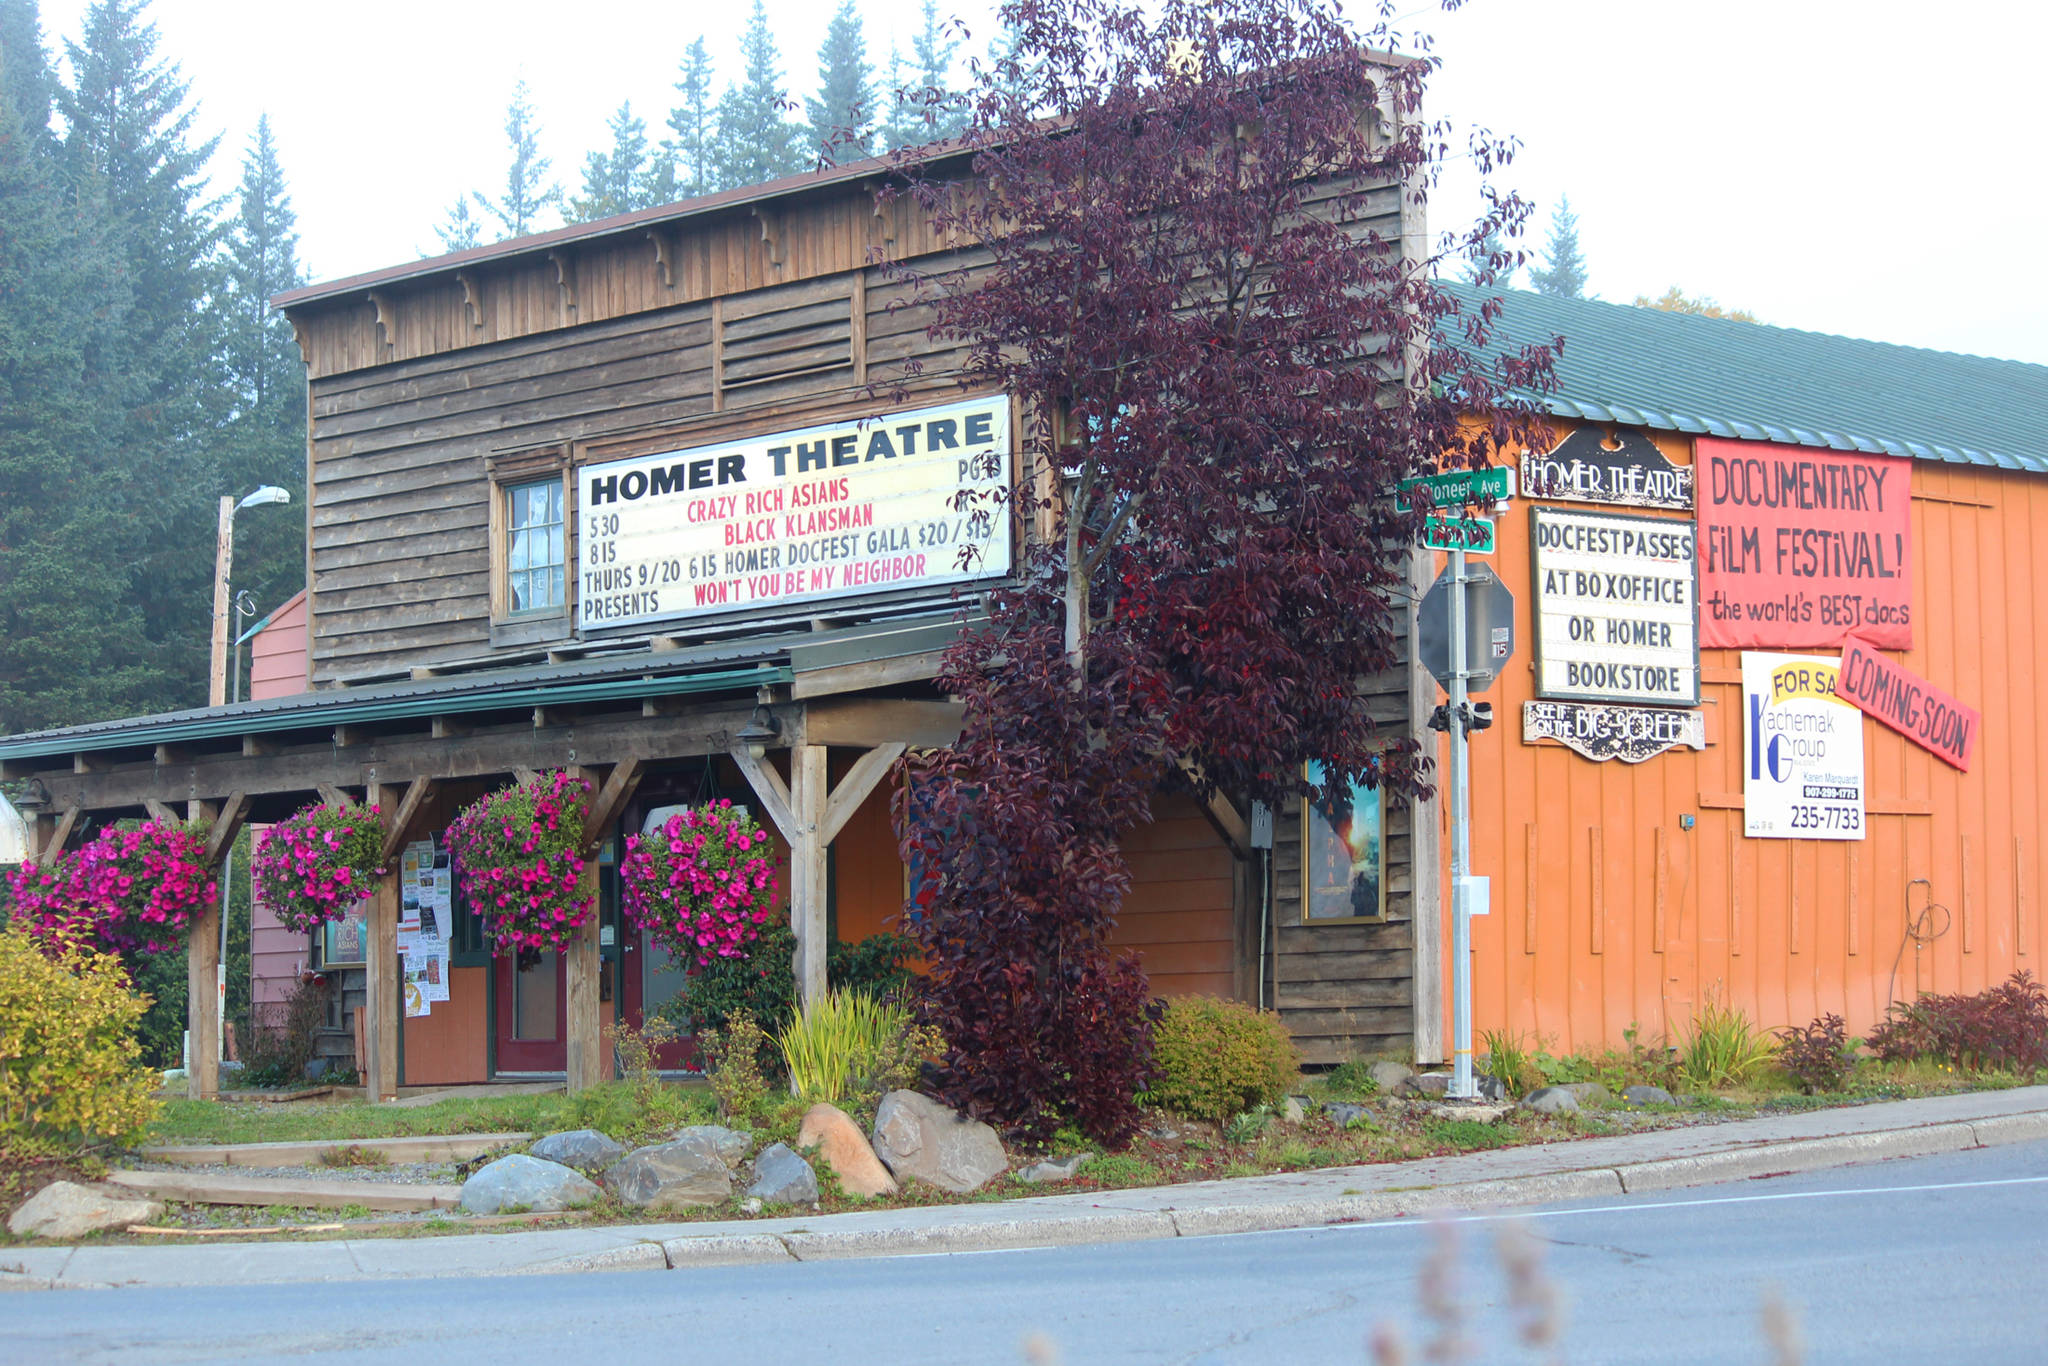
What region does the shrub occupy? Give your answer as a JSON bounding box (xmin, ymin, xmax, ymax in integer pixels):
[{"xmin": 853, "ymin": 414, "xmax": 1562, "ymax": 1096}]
[
  {"xmin": 700, "ymin": 1010, "xmax": 772, "ymax": 1123},
  {"xmin": 1675, "ymin": 996, "xmax": 1775, "ymax": 1091},
  {"xmin": 620, "ymin": 801, "xmax": 778, "ymax": 968},
  {"xmin": 239, "ymin": 975, "xmax": 330, "ymax": 1089},
  {"xmin": 1322, "ymin": 1060, "xmax": 1381, "ymax": 1099},
  {"xmin": 1777, "ymin": 1013, "xmax": 1856, "ymax": 1094},
  {"xmin": 1144, "ymin": 997, "xmax": 1301, "ymax": 1123},
  {"xmin": 250, "ymin": 802, "xmax": 385, "ymax": 934},
  {"xmin": 1481, "ymin": 1029, "xmax": 1539, "ymax": 1097},
  {"xmin": 0, "ymin": 926, "xmax": 160, "ymax": 1150},
  {"xmin": 445, "ymin": 770, "xmax": 593, "ymax": 953},
  {"xmin": 1868, "ymin": 971, "xmax": 2048, "ymax": 1072}
]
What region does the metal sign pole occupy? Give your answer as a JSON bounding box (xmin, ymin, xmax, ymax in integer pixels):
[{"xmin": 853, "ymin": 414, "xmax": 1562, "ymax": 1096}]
[{"xmin": 1448, "ymin": 547, "xmax": 1474, "ymax": 1100}]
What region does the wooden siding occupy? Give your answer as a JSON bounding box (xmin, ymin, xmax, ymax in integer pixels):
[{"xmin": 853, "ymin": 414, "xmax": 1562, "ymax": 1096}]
[
  {"xmin": 1455, "ymin": 424, "xmax": 2048, "ymax": 1054},
  {"xmin": 400, "ymin": 966, "xmax": 489, "ymax": 1086},
  {"xmin": 1110, "ymin": 794, "xmax": 1240, "ymax": 1000},
  {"xmin": 249, "ymin": 589, "xmax": 310, "ymax": 700}
]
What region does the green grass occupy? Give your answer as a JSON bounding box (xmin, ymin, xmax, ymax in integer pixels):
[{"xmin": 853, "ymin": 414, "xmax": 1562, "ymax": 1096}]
[
  {"xmin": 146, "ymin": 1084, "xmax": 709, "ymax": 1147},
  {"xmin": 1421, "ymin": 1118, "xmax": 1516, "ymax": 1151}
]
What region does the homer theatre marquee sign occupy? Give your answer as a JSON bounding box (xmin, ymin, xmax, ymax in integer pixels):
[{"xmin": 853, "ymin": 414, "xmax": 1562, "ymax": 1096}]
[{"xmin": 574, "ymin": 396, "xmax": 1010, "ymax": 630}]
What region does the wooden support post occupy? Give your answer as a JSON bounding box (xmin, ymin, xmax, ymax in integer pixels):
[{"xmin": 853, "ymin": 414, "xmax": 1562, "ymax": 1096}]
[
  {"xmin": 182, "ymin": 796, "xmax": 248, "ymax": 1102},
  {"xmin": 366, "ymin": 864, "xmax": 401, "ymax": 1102},
  {"xmin": 565, "ymin": 859, "xmax": 604, "ymax": 1092},
  {"xmin": 790, "ymin": 745, "xmax": 829, "ymax": 1012}
]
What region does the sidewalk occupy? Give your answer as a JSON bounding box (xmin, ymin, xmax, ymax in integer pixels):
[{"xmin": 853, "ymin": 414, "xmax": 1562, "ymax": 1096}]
[{"xmin": 8, "ymin": 1086, "xmax": 2047, "ymax": 1291}]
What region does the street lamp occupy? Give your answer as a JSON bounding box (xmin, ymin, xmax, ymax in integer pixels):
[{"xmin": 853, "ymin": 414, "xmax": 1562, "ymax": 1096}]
[
  {"xmin": 206, "ymin": 484, "xmax": 290, "ymax": 1072},
  {"xmin": 210, "ymin": 485, "xmax": 291, "ymax": 708}
]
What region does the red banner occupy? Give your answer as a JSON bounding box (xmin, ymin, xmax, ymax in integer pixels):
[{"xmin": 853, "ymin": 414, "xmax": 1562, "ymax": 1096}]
[
  {"xmin": 1697, "ymin": 438, "xmax": 1912, "ymax": 649},
  {"xmin": 1836, "ymin": 636, "xmax": 1978, "ymax": 770}
]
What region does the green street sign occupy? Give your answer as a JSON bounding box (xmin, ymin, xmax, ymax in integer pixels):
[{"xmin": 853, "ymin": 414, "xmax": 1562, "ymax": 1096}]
[
  {"xmin": 1422, "ymin": 515, "xmax": 1497, "ymax": 554},
  {"xmin": 1397, "ymin": 466, "xmax": 1516, "ymax": 511}
]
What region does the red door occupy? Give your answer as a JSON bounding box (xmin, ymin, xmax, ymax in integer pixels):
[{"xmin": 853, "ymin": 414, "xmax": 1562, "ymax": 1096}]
[
  {"xmin": 493, "ymin": 949, "xmax": 567, "ymax": 1073},
  {"xmin": 620, "ymin": 928, "xmax": 700, "ymax": 1072}
]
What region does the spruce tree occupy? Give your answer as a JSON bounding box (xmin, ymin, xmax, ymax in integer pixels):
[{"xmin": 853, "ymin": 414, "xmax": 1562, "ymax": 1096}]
[
  {"xmin": 807, "ymin": 0, "xmax": 875, "ymax": 165},
  {"xmin": 0, "ymin": 0, "xmax": 150, "ymax": 730},
  {"xmin": 568, "ymin": 100, "xmax": 661, "ymax": 221},
  {"xmin": 710, "ymin": 0, "xmax": 804, "ymax": 189},
  {"xmin": 1528, "ymin": 195, "xmax": 1588, "ymax": 298},
  {"xmin": 667, "ymin": 36, "xmax": 717, "ymax": 197},
  {"xmin": 434, "ymin": 195, "xmax": 484, "ymax": 251},
  {"xmin": 1460, "ymin": 228, "xmax": 1517, "ymax": 288},
  {"xmin": 476, "ymin": 78, "xmax": 559, "ymax": 239},
  {"xmin": 216, "ymin": 114, "xmax": 307, "ymax": 645},
  {"xmin": 909, "ymin": 0, "xmax": 967, "ymax": 141},
  {"xmin": 59, "ymin": 0, "xmax": 226, "ymax": 716}
]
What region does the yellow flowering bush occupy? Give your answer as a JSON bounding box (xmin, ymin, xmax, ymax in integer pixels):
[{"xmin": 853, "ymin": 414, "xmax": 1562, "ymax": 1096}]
[{"xmin": 0, "ymin": 925, "xmax": 160, "ymax": 1150}]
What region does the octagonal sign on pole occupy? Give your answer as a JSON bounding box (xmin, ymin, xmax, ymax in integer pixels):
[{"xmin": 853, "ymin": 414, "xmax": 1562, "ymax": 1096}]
[{"xmin": 1417, "ymin": 561, "xmax": 1516, "ymax": 694}]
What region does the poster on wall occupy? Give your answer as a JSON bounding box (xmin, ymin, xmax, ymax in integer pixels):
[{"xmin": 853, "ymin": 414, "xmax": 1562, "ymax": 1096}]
[
  {"xmin": 1302, "ymin": 760, "xmax": 1385, "ymax": 923},
  {"xmin": 575, "ymin": 394, "xmax": 1012, "ymax": 631},
  {"xmin": 1530, "ymin": 506, "xmax": 1699, "ymax": 706},
  {"xmin": 320, "ymin": 902, "xmax": 369, "ymax": 968},
  {"xmin": 1698, "ymin": 438, "xmax": 1912, "ymax": 650},
  {"xmin": 1836, "ymin": 635, "xmax": 1980, "ymax": 771},
  {"xmin": 1742, "ymin": 652, "xmax": 1866, "ymax": 840}
]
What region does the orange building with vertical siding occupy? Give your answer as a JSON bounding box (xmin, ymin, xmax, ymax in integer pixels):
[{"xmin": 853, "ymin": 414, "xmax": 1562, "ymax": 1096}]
[{"xmin": 1436, "ymin": 289, "xmax": 2048, "ymax": 1056}]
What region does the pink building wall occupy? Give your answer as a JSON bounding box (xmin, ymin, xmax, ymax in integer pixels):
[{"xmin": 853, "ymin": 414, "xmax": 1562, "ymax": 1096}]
[{"xmin": 249, "ymin": 588, "xmax": 313, "ymax": 1013}]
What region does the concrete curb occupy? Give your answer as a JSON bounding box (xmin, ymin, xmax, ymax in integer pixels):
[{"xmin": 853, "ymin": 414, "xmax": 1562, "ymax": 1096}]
[{"xmin": 8, "ymin": 1092, "xmax": 2048, "ymax": 1289}]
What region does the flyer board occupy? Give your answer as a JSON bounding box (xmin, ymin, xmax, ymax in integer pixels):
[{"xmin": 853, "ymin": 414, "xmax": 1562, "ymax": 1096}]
[
  {"xmin": 575, "ymin": 395, "xmax": 1011, "ymax": 631},
  {"xmin": 1530, "ymin": 506, "xmax": 1699, "ymax": 707},
  {"xmin": 399, "ymin": 837, "xmax": 453, "ymax": 1013},
  {"xmin": 1742, "ymin": 652, "xmax": 1867, "ymax": 840}
]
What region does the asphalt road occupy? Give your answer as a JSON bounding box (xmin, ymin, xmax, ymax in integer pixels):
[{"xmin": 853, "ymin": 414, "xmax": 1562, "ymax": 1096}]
[{"xmin": 7, "ymin": 1139, "xmax": 2046, "ymax": 1365}]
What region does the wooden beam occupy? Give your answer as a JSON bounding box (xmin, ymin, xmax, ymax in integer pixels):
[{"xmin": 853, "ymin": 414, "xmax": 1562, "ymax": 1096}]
[
  {"xmin": 242, "ymin": 735, "xmax": 277, "ymax": 757},
  {"xmin": 1177, "ymin": 758, "xmax": 1250, "ymax": 859},
  {"xmin": 316, "ymin": 784, "xmax": 352, "ymax": 807},
  {"xmin": 789, "ymin": 650, "xmax": 947, "ymax": 699},
  {"xmin": 365, "ymin": 865, "xmax": 400, "ymax": 1102},
  {"xmin": 514, "ymin": 767, "xmax": 541, "ymax": 787},
  {"xmin": 153, "ymin": 743, "xmax": 189, "ymax": 766},
  {"xmin": 377, "ymin": 777, "xmax": 435, "ymax": 864},
  {"xmin": 143, "ymin": 798, "xmax": 178, "ymax": 825},
  {"xmin": 728, "ymin": 748, "xmax": 797, "ymax": 842},
  {"xmin": 804, "ymin": 698, "xmax": 963, "ymax": 750},
  {"xmin": 29, "ymin": 702, "xmax": 761, "ymax": 813},
  {"xmin": 820, "ymin": 743, "xmax": 905, "ymax": 846},
  {"xmin": 36, "ymin": 807, "xmax": 80, "ymax": 866},
  {"xmin": 579, "ymin": 758, "xmax": 644, "ymax": 856},
  {"xmin": 430, "ymin": 716, "xmax": 471, "ymax": 739},
  {"xmin": 186, "ymin": 899, "xmax": 221, "ymax": 1101},
  {"xmin": 73, "ymin": 752, "xmax": 107, "ymax": 774},
  {"xmin": 333, "ymin": 724, "xmax": 366, "ymax": 748},
  {"xmin": 202, "ymin": 791, "xmax": 250, "ymax": 865}
]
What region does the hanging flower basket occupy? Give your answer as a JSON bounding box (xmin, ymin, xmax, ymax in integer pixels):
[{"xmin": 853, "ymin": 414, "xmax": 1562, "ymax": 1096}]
[
  {"xmin": 250, "ymin": 801, "xmax": 386, "ymax": 935},
  {"xmin": 6, "ymin": 819, "xmax": 217, "ymax": 955},
  {"xmin": 620, "ymin": 800, "xmax": 779, "ymax": 969},
  {"xmin": 445, "ymin": 769, "xmax": 594, "ymax": 954}
]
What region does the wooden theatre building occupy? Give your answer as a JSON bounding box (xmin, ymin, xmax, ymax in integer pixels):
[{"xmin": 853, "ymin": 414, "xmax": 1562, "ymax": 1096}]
[{"xmin": 0, "ymin": 128, "xmax": 1441, "ymax": 1097}]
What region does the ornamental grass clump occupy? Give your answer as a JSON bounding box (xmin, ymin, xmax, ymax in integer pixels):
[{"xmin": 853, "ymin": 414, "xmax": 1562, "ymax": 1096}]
[
  {"xmin": 250, "ymin": 801, "xmax": 385, "ymax": 934},
  {"xmin": 619, "ymin": 800, "xmax": 778, "ymax": 969},
  {"xmin": 445, "ymin": 770, "xmax": 593, "ymax": 953},
  {"xmin": 1675, "ymin": 995, "xmax": 1776, "ymax": 1091},
  {"xmin": 7, "ymin": 819, "xmax": 216, "ymax": 955},
  {"xmin": 778, "ymin": 989, "xmax": 930, "ymax": 1108}
]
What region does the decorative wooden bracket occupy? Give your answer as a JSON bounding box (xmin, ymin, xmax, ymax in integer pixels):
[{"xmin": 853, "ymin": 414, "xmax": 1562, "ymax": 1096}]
[
  {"xmin": 547, "ymin": 251, "xmax": 578, "ymax": 320},
  {"xmin": 456, "ymin": 270, "xmax": 486, "ymax": 329},
  {"xmin": 377, "ymin": 777, "xmax": 436, "ymax": 864},
  {"xmin": 317, "ymin": 784, "xmax": 355, "ymax": 808},
  {"xmin": 579, "ymin": 758, "xmax": 644, "ymax": 856},
  {"xmin": 1177, "ymin": 757, "xmax": 1250, "ymax": 859},
  {"xmin": 728, "ymin": 748, "xmax": 797, "ymax": 842},
  {"xmin": 647, "ymin": 229, "xmax": 675, "ymax": 289},
  {"xmin": 514, "ymin": 767, "xmax": 541, "ymax": 787},
  {"xmin": 367, "ymin": 290, "xmax": 397, "ymax": 357},
  {"xmin": 751, "ymin": 205, "xmax": 785, "ymax": 267},
  {"xmin": 37, "ymin": 807, "xmax": 81, "ymax": 866},
  {"xmin": 821, "ymin": 743, "xmax": 905, "ymax": 845},
  {"xmin": 203, "ymin": 792, "xmax": 251, "ymax": 865},
  {"xmin": 143, "ymin": 799, "xmax": 179, "ymax": 825}
]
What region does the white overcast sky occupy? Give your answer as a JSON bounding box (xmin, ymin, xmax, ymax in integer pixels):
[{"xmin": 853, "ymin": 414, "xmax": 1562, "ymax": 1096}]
[{"xmin": 31, "ymin": 0, "xmax": 2048, "ymax": 364}]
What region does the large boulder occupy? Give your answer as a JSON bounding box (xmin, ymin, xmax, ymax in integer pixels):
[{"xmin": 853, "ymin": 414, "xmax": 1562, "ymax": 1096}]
[
  {"xmin": 7, "ymin": 1181, "xmax": 163, "ymax": 1240},
  {"xmin": 668, "ymin": 1124, "xmax": 752, "ymax": 1166},
  {"xmin": 459, "ymin": 1155, "xmax": 600, "ymax": 1214},
  {"xmin": 870, "ymin": 1090, "xmax": 1009, "ymax": 1194},
  {"xmin": 1520, "ymin": 1085, "xmax": 1581, "ymax": 1116},
  {"xmin": 798, "ymin": 1103, "xmax": 898, "ymax": 1198},
  {"xmin": 1367, "ymin": 1061, "xmax": 1415, "ymax": 1093},
  {"xmin": 529, "ymin": 1128, "xmax": 626, "ymax": 1173},
  {"xmin": 1399, "ymin": 1072, "xmax": 1453, "ymax": 1098},
  {"xmin": 1622, "ymin": 1084, "xmax": 1676, "ymax": 1107},
  {"xmin": 1563, "ymin": 1082, "xmax": 1610, "ymax": 1106},
  {"xmin": 745, "ymin": 1142, "xmax": 819, "ymax": 1205},
  {"xmin": 1016, "ymin": 1154, "xmax": 1089, "ymax": 1184},
  {"xmin": 604, "ymin": 1140, "xmax": 734, "ymax": 1208}
]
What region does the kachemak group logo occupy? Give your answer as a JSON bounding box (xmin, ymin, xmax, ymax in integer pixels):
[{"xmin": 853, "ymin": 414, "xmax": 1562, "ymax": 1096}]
[{"xmin": 1741, "ymin": 653, "xmax": 1866, "ymax": 841}]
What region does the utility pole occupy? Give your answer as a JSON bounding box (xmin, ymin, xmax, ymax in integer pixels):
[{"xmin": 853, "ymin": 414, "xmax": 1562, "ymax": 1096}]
[{"xmin": 1447, "ymin": 544, "xmax": 1475, "ymax": 1099}]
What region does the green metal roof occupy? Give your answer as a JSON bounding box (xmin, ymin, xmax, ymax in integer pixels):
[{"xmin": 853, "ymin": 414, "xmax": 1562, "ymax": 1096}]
[{"xmin": 1453, "ymin": 286, "xmax": 2048, "ymax": 473}]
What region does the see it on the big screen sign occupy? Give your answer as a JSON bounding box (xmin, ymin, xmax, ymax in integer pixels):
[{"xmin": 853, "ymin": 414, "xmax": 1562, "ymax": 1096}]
[{"xmin": 575, "ymin": 395, "xmax": 1011, "ymax": 631}]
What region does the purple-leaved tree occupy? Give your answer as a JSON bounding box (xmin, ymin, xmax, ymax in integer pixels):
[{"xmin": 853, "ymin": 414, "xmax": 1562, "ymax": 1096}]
[{"xmin": 890, "ymin": 0, "xmax": 1557, "ymax": 1145}]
